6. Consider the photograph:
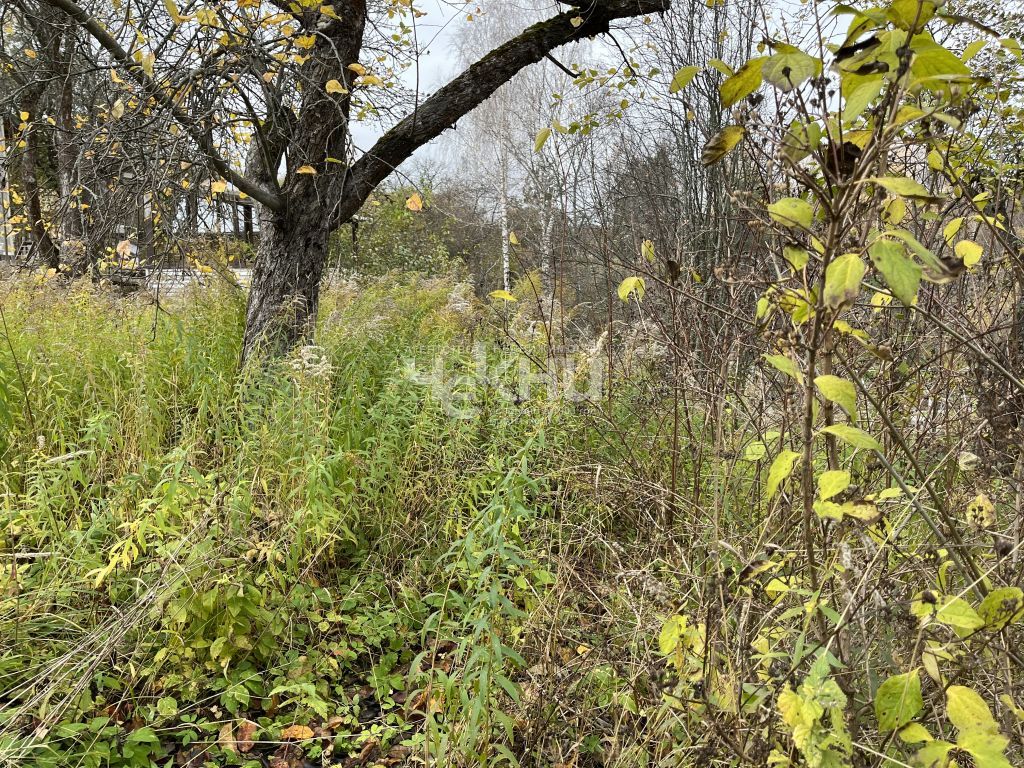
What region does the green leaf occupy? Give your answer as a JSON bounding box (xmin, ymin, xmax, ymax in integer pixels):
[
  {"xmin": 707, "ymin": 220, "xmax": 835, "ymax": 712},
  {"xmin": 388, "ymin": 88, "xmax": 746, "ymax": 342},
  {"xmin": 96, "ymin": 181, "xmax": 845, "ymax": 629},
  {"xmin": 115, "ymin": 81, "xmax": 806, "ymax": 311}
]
[
  {"xmin": 743, "ymin": 440, "xmax": 768, "ymax": 461},
  {"xmin": 783, "ymin": 245, "xmax": 809, "ymax": 270},
  {"xmin": 818, "ymin": 424, "xmax": 881, "ymax": 452},
  {"xmin": 670, "ymin": 65, "xmax": 701, "ymax": 94},
  {"xmin": 823, "ymin": 253, "xmax": 866, "ymax": 309},
  {"xmin": 842, "ymin": 76, "xmax": 885, "ymax": 122},
  {"xmin": 875, "ymin": 670, "xmax": 923, "ymax": 731},
  {"xmin": 962, "ymin": 39, "xmax": 987, "ymax": 62},
  {"xmin": 707, "ymin": 58, "xmax": 733, "ymax": 76},
  {"xmin": 701, "ymin": 125, "xmax": 745, "ymax": 165},
  {"xmin": 978, "ymin": 587, "xmax": 1024, "ymax": 631},
  {"xmin": 888, "ymin": 0, "xmax": 938, "ymax": 31},
  {"xmin": 910, "ymin": 32, "xmax": 972, "ymax": 84},
  {"xmin": 947, "ymin": 686, "xmax": 999, "ymax": 734},
  {"xmin": 898, "ymin": 723, "xmax": 932, "ymax": 743},
  {"xmin": 814, "ymin": 375, "xmax": 857, "ymax": 420},
  {"xmin": 533, "ymin": 127, "xmax": 551, "ymax": 153},
  {"xmin": 768, "ymin": 197, "xmax": 814, "ymax": 229},
  {"xmin": 959, "ymin": 730, "xmax": 1013, "ymax": 768},
  {"xmin": 766, "ymin": 450, "xmax": 801, "ymax": 498},
  {"xmin": 933, "ymin": 597, "xmax": 985, "ymax": 631},
  {"xmin": 863, "ymin": 176, "xmax": 943, "ymax": 204},
  {"xmin": 869, "ymin": 239, "xmax": 921, "ymax": 306},
  {"xmin": 889, "ymin": 229, "xmax": 950, "ymax": 280},
  {"xmin": 916, "ymin": 740, "xmax": 953, "ymax": 768},
  {"xmin": 764, "ymin": 353, "xmax": 801, "ymax": 382},
  {"xmin": 762, "ymin": 46, "xmax": 821, "ymax": 92},
  {"xmin": 1000, "ymin": 38, "xmax": 1023, "ymax": 59},
  {"xmin": 156, "ymin": 697, "xmax": 178, "ymax": 717},
  {"xmin": 818, "ymin": 469, "xmax": 850, "ymax": 501},
  {"xmin": 720, "ymin": 58, "xmax": 765, "ymax": 106},
  {"xmin": 781, "ymin": 120, "xmax": 822, "ymax": 163},
  {"xmin": 617, "ymin": 276, "xmax": 646, "ymax": 302}
]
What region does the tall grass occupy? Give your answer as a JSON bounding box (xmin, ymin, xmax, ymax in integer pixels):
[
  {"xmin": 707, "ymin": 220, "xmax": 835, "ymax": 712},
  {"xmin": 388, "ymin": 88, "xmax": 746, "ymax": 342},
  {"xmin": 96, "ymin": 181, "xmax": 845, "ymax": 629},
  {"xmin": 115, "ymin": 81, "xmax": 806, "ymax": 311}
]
[
  {"xmin": 4, "ymin": 273, "xmax": 1006, "ymax": 768},
  {"xmin": 0, "ymin": 274, "xmax": 639, "ymax": 767}
]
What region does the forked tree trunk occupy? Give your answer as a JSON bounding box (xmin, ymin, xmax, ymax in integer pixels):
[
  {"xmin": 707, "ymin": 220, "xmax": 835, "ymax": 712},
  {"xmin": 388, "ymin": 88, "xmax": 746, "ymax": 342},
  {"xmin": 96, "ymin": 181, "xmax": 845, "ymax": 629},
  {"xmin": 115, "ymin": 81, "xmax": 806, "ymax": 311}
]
[
  {"xmin": 231, "ymin": 0, "xmax": 670, "ymax": 363},
  {"xmin": 40, "ymin": 0, "xmax": 669, "ymax": 363}
]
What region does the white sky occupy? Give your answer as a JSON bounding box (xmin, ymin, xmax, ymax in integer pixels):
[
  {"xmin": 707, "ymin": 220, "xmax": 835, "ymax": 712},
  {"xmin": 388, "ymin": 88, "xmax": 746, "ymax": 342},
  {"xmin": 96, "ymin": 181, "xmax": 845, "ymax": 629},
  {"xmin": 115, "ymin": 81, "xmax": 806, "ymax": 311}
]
[{"xmin": 348, "ymin": 0, "xmax": 465, "ymax": 160}]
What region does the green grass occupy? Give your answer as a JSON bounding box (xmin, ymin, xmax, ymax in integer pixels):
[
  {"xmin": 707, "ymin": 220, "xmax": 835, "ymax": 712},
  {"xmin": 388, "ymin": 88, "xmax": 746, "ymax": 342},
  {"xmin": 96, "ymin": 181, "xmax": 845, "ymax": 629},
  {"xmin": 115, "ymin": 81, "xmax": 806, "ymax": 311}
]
[
  {"xmin": 3, "ymin": 274, "xmax": 1020, "ymax": 768},
  {"xmin": 0, "ymin": 274, "xmax": 641, "ymax": 768}
]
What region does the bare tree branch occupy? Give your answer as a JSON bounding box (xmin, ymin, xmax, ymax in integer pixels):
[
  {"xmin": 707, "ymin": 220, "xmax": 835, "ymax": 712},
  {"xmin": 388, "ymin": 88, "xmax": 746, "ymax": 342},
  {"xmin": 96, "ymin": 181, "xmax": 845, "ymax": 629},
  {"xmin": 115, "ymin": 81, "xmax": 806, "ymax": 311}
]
[
  {"xmin": 36, "ymin": 0, "xmax": 285, "ymax": 211},
  {"xmin": 332, "ymin": 0, "xmax": 670, "ymax": 228}
]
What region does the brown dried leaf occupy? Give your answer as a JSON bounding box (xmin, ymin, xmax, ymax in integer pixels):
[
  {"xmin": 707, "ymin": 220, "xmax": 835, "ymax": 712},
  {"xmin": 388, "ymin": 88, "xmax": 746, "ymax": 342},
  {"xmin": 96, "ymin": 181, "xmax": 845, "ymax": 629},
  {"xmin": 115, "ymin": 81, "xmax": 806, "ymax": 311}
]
[
  {"xmin": 279, "ymin": 724, "xmax": 315, "ymax": 741},
  {"xmin": 236, "ymin": 719, "xmax": 258, "ymax": 753},
  {"xmin": 217, "ymin": 722, "xmax": 235, "ymax": 753}
]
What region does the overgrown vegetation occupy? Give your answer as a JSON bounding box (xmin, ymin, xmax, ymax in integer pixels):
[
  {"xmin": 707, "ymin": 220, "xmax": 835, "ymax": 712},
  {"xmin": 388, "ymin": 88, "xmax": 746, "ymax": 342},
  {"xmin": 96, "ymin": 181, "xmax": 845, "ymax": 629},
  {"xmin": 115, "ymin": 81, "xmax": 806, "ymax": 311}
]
[{"xmin": 3, "ymin": 0, "xmax": 1024, "ymax": 765}]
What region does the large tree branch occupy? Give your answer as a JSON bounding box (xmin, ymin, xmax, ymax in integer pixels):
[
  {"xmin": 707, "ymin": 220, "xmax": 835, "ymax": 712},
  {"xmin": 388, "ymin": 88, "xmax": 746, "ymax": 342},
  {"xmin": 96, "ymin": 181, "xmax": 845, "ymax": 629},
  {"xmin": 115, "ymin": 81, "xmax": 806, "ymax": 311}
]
[
  {"xmin": 37, "ymin": 0, "xmax": 285, "ymax": 211},
  {"xmin": 331, "ymin": 0, "xmax": 669, "ymax": 229}
]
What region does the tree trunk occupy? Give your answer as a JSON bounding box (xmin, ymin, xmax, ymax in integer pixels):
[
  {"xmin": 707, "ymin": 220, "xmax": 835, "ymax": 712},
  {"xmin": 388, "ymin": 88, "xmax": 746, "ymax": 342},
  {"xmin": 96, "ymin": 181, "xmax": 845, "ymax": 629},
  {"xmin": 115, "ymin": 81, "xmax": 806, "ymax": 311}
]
[
  {"xmin": 241, "ymin": 206, "xmax": 330, "ymax": 361},
  {"xmin": 54, "ymin": 29, "xmax": 86, "ymax": 271},
  {"xmin": 499, "ymin": 153, "xmax": 511, "ymax": 293},
  {"xmin": 20, "ymin": 98, "xmax": 60, "ymax": 269}
]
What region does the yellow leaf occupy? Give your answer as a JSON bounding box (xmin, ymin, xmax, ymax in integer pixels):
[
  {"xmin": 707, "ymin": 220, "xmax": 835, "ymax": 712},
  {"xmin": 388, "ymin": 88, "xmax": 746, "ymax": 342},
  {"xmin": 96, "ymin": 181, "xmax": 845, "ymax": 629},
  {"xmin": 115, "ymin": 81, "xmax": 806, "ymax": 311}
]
[
  {"xmin": 325, "ymin": 79, "xmax": 347, "ymax": 94},
  {"xmin": 509, "ymin": 231, "xmax": 519, "ymax": 245},
  {"xmin": 356, "ymin": 74, "xmax": 384, "ymax": 86},
  {"xmin": 262, "ymin": 71, "xmax": 275, "ymax": 83},
  {"xmin": 111, "ymin": 99, "xmax": 125, "ymax": 119},
  {"xmin": 347, "ymin": 62, "xmax": 366, "ymax": 75},
  {"xmin": 641, "ymin": 239, "xmax": 655, "ymax": 262},
  {"xmin": 617, "ymin": 276, "xmax": 646, "ymax": 302},
  {"xmin": 24, "ymin": 48, "xmax": 37, "ymax": 59},
  {"xmin": 295, "ymin": 165, "xmax": 317, "ymax": 175},
  {"xmin": 163, "ymin": 0, "xmax": 184, "ymax": 23},
  {"xmin": 954, "ymin": 239, "xmax": 983, "ymax": 268},
  {"xmin": 211, "ymin": 179, "xmax": 227, "ymax": 194},
  {"xmin": 701, "ymin": 125, "xmax": 745, "ymax": 165},
  {"xmin": 295, "ymin": 34, "xmax": 317, "ymax": 49},
  {"xmin": 280, "ymin": 725, "xmax": 315, "ymax": 740},
  {"xmin": 405, "ymin": 193, "xmax": 423, "ymax": 211},
  {"xmin": 196, "ymin": 8, "xmax": 218, "ymax": 25},
  {"xmin": 570, "ymin": 15, "xmax": 583, "ymax": 26},
  {"xmin": 19, "ymin": 111, "xmax": 29, "ymax": 121},
  {"xmin": 489, "ymin": 290, "xmax": 517, "ymax": 302},
  {"xmin": 534, "ymin": 127, "xmax": 552, "ymax": 153}
]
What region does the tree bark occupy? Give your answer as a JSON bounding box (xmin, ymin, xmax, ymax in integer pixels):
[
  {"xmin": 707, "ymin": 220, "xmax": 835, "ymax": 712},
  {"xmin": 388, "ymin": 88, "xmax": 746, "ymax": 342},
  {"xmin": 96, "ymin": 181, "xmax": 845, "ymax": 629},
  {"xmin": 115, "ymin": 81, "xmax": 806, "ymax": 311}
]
[
  {"xmin": 54, "ymin": 28, "xmax": 88, "ymax": 273},
  {"xmin": 242, "ymin": 203, "xmax": 330, "ymax": 361},
  {"xmin": 20, "ymin": 98, "xmax": 60, "ymax": 269},
  {"xmin": 499, "ymin": 151, "xmax": 511, "ymax": 293}
]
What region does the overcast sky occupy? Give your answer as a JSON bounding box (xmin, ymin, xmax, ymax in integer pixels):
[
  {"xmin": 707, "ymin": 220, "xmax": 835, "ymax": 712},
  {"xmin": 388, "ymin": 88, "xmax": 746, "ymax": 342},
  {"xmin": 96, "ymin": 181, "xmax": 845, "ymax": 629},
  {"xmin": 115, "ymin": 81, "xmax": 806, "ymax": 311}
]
[{"xmin": 348, "ymin": 0, "xmax": 465, "ymax": 159}]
